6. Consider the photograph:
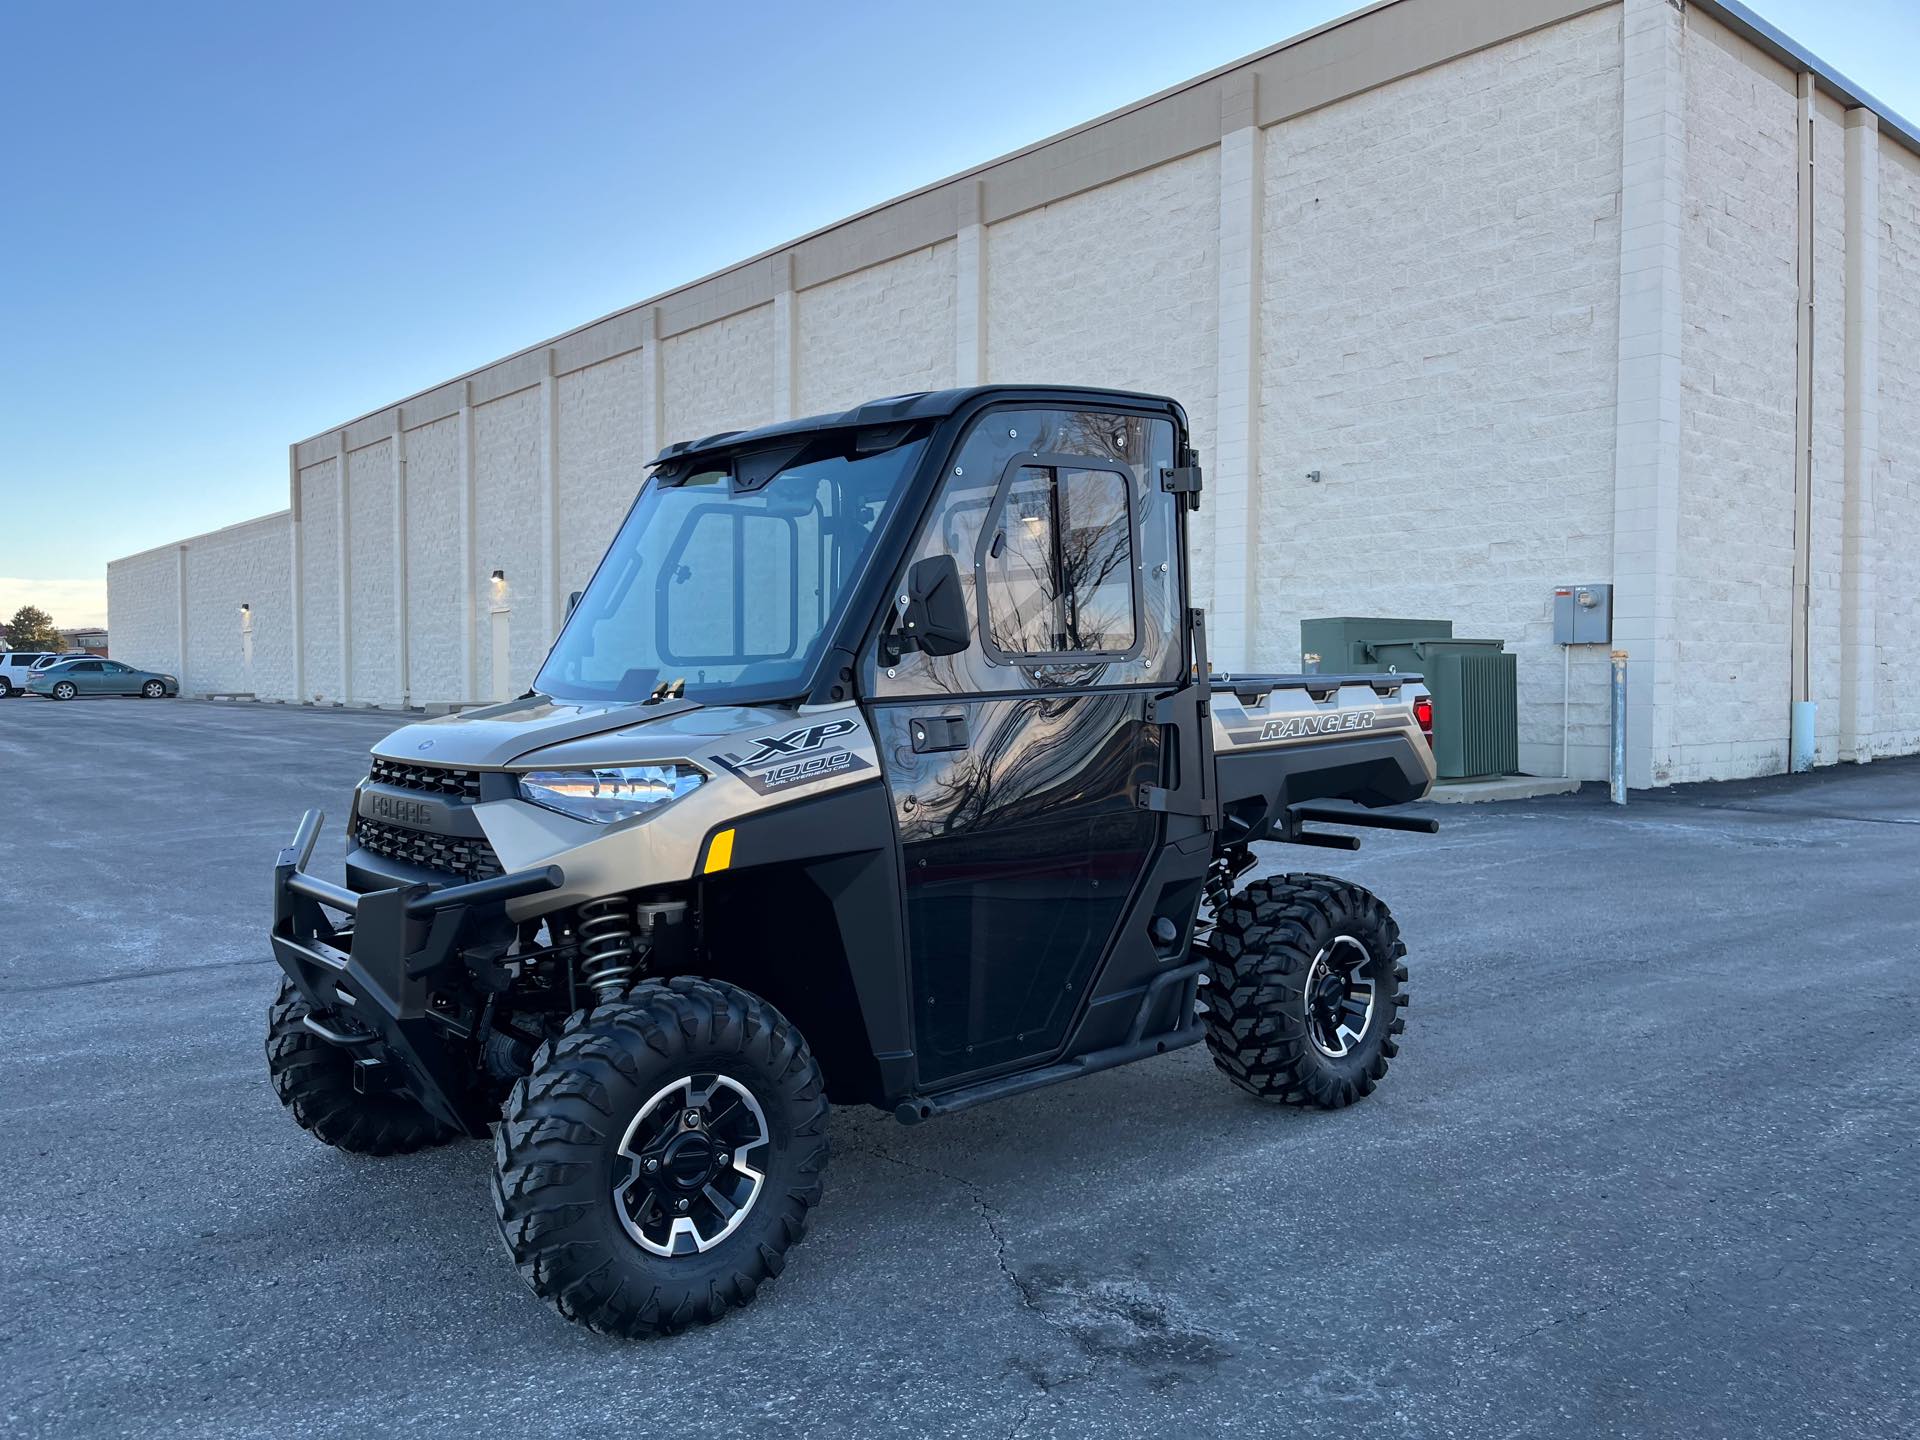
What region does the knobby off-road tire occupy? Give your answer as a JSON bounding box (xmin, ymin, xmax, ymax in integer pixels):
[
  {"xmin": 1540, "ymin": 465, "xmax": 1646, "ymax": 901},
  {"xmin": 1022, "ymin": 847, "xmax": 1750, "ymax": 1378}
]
[
  {"xmin": 265, "ymin": 978, "xmax": 459, "ymax": 1155},
  {"xmin": 1203, "ymin": 873, "xmax": 1408, "ymax": 1108},
  {"xmin": 493, "ymin": 977, "xmax": 829, "ymax": 1337}
]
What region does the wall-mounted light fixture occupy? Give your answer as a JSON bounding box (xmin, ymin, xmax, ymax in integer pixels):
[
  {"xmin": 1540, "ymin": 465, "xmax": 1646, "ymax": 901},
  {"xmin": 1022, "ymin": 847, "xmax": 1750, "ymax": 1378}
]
[
  {"xmin": 491, "ymin": 569, "xmax": 506, "ymax": 583},
  {"xmin": 239, "ymin": 603, "xmax": 251, "ymax": 614}
]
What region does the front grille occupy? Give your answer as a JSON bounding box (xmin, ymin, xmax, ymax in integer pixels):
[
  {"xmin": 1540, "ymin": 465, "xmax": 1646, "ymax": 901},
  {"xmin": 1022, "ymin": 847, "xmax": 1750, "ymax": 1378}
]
[
  {"xmin": 367, "ymin": 758, "xmax": 484, "ymax": 801},
  {"xmin": 352, "ymin": 816, "xmax": 503, "ymax": 882}
]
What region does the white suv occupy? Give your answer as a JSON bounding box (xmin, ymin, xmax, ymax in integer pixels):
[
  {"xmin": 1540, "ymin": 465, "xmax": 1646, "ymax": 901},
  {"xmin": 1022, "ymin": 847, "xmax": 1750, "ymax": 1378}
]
[{"xmin": 0, "ymin": 651, "xmax": 56, "ymax": 696}]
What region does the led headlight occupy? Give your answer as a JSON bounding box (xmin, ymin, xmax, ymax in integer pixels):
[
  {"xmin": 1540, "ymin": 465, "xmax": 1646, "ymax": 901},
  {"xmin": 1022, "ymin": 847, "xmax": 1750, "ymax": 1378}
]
[{"xmin": 517, "ymin": 763, "xmax": 706, "ymax": 824}]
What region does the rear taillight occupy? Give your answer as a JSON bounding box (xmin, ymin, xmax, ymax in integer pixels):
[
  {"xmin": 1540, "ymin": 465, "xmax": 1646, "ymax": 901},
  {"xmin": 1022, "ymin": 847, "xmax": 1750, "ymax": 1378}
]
[{"xmin": 1414, "ymin": 695, "xmax": 1433, "ymax": 739}]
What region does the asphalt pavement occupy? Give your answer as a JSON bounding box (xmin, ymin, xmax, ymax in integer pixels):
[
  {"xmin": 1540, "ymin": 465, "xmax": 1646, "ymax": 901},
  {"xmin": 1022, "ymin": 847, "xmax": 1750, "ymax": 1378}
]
[{"xmin": 2, "ymin": 698, "xmax": 1915, "ymax": 1437}]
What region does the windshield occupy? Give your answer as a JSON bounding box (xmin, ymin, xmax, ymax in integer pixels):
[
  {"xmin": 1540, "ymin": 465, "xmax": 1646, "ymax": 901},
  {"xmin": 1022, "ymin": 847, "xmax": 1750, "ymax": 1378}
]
[{"xmin": 536, "ymin": 436, "xmax": 925, "ymax": 704}]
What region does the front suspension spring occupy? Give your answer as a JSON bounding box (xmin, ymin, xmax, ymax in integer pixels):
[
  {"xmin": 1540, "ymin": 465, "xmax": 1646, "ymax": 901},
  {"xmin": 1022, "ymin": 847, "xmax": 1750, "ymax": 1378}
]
[{"xmin": 577, "ymin": 896, "xmax": 638, "ymax": 1002}]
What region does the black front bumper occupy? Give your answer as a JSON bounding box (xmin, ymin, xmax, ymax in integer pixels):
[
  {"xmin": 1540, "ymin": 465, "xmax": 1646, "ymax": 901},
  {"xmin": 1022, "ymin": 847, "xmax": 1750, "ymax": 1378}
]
[{"xmin": 270, "ymin": 810, "xmax": 564, "ymax": 1136}]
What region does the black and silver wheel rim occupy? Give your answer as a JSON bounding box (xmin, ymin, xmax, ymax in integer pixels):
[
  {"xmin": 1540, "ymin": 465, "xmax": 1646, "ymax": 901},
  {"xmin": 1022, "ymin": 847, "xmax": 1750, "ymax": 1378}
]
[
  {"xmin": 1304, "ymin": 936, "xmax": 1377, "ymax": 1059},
  {"xmin": 613, "ymin": 1074, "xmax": 770, "ymax": 1258}
]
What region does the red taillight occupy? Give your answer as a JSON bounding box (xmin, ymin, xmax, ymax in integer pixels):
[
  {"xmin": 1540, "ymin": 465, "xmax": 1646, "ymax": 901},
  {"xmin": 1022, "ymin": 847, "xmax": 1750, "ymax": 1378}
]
[{"xmin": 1414, "ymin": 695, "xmax": 1433, "ymax": 738}]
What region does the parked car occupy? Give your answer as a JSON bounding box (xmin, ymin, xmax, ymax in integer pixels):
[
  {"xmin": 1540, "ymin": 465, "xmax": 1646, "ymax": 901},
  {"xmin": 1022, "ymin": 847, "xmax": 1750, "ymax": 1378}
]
[
  {"xmin": 0, "ymin": 651, "xmax": 55, "ymax": 696},
  {"xmin": 29, "ymin": 650, "xmax": 92, "ymax": 674},
  {"xmin": 26, "ymin": 658, "xmax": 179, "ymax": 700}
]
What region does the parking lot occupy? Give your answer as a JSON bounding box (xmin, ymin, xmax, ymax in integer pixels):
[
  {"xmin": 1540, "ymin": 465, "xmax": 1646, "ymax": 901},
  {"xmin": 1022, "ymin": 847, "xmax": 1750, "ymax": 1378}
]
[{"xmin": 2, "ymin": 697, "xmax": 1915, "ymax": 1438}]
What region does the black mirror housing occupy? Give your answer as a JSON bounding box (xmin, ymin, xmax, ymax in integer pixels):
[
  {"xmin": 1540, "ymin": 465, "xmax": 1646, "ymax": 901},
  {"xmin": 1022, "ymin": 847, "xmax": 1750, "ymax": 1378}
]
[{"xmin": 901, "ymin": 554, "xmax": 971, "ymax": 658}]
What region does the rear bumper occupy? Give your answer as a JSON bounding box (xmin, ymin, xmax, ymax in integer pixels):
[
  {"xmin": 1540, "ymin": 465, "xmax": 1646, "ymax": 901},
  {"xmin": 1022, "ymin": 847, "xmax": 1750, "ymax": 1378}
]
[{"xmin": 269, "ymin": 809, "xmax": 564, "ymax": 1135}]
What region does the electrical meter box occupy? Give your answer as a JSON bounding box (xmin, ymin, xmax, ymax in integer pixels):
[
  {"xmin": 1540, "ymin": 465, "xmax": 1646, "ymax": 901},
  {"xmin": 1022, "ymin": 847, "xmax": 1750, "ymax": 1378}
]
[{"xmin": 1552, "ymin": 584, "xmax": 1612, "ymax": 645}]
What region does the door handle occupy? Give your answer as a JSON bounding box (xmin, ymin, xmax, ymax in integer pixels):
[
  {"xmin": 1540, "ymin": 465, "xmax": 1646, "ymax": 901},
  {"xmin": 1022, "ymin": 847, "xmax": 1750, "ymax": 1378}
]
[{"xmin": 909, "ymin": 715, "xmax": 970, "ymax": 753}]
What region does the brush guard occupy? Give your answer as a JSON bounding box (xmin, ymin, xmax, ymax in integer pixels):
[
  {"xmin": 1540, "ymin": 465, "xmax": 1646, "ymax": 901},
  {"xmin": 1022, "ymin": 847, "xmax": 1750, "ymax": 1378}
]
[{"xmin": 270, "ymin": 809, "xmax": 565, "ymax": 1135}]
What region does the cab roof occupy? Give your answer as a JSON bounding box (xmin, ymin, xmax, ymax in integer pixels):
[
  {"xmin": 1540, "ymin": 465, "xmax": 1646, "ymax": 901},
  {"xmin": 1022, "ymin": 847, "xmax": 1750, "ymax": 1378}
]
[{"xmin": 650, "ymin": 384, "xmax": 1183, "ymax": 465}]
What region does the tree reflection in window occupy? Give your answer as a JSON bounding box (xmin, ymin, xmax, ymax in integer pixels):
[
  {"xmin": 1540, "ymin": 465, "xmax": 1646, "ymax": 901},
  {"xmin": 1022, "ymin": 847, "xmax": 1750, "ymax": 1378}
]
[{"xmin": 982, "ymin": 464, "xmax": 1135, "ymax": 656}]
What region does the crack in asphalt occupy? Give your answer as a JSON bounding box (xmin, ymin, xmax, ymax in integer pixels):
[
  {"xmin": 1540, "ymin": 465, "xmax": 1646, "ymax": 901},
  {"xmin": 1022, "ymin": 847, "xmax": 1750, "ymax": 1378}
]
[
  {"xmin": 859, "ymin": 1144, "xmax": 1102, "ymax": 1399},
  {"xmin": 1, "ymin": 955, "xmax": 275, "ymax": 996}
]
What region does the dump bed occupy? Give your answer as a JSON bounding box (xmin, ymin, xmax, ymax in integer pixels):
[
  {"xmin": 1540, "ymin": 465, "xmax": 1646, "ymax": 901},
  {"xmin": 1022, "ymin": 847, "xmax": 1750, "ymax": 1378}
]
[{"xmin": 1207, "ymin": 672, "xmax": 1435, "ymax": 843}]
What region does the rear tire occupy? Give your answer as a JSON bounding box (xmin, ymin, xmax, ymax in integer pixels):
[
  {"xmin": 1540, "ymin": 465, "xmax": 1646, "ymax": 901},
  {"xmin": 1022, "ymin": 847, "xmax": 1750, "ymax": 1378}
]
[
  {"xmin": 493, "ymin": 977, "xmax": 829, "ymax": 1336},
  {"xmin": 265, "ymin": 979, "xmax": 459, "ymax": 1154},
  {"xmin": 0, "ymin": 678, "xmax": 12, "ymax": 697},
  {"xmin": 1202, "ymin": 873, "xmax": 1407, "ymax": 1108},
  {"xmin": 51, "ymin": 681, "xmax": 76, "ymax": 701}
]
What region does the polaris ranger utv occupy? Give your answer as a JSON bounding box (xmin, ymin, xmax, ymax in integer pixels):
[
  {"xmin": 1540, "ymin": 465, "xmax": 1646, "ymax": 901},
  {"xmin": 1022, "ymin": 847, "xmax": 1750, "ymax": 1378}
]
[{"xmin": 268, "ymin": 385, "xmax": 1435, "ymax": 1335}]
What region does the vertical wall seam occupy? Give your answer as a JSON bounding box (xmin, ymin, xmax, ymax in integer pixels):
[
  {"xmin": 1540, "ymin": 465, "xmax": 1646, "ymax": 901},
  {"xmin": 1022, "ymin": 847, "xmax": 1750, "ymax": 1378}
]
[
  {"xmin": 288, "ymin": 444, "xmax": 305, "ymax": 703},
  {"xmin": 639, "ymin": 307, "xmax": 662, "ymax": 464},
  {"xmin": 175, "ymin": 543, "xmax": 189, "ymax": 688},
  {"xmin": 539, "ymin": 350, "xmax": 560, "ymax": 648},
  {"xmin": 1212, "ymin": 73, "xmax": 1262, "ymax": 672},
  {"xmin": 458, "ymin": 386, "xmax": 478, "ymax": 704},
  {"xmin": 1609, "ymin": 0, "xmax": 1688, "ymax": 789},
  {"xmin": 335, "ymin": 440, "xmax": 352, "ymax": 705},
  {"xmin": 1840, "ymin": 106, "xmax": 1881, "ymax": 758},
  {"xmin": 1790, "ymin": 74, "xmax": 1816, "ymax": 710},
  {"xmin": 392, "ymin": 421, "xmax": 410, "ymax": 708},
  {"xmin": 955, "ymin": 181, "xmax": 986, "ymax": 386},
  {"xmin": 771, "ymin": 254, "xmax": 798, "ymax": 422}
]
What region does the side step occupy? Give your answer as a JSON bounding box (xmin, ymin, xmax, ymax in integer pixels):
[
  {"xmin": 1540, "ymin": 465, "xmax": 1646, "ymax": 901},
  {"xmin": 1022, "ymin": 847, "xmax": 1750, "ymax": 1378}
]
[{"xmin": 894, "ymin": 960, "xmax": 1206, "ymax": 1125}]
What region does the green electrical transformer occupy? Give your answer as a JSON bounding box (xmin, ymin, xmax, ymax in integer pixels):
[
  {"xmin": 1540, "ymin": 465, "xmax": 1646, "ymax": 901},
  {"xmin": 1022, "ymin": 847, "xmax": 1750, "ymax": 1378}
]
[{"xmin": 1301, "ymin": 618, "xmax": 1519, "ymax": 781}]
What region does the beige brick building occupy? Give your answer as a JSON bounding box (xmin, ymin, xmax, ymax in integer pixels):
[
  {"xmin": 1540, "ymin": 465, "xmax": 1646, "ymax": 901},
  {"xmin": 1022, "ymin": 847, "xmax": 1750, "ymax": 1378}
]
[{"xmin": 109, "ymin": 0, "xmax": 1920, "ymax": 788}]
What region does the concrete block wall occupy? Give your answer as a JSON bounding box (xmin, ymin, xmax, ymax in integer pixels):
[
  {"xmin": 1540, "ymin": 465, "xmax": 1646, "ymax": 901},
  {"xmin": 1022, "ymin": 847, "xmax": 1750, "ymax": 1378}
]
[
  {"xmin": 295, "ymin": 459, "xmax": 342, "ymax": 703},
  {"xmin": 104, "ymin": 544, "xmax": 183, "ymax": 679},
  {"xmin": 346, "ymin": 438, "xmax": 399, "ymax": 707},
  {"xmin": 1672, "ymin": 14, "xmax": 1799, "ymax": 784},
  {"xmin": 182, "ymin": 512, "xmax": 293, "ymax": 698},
  {"xmin": 106, "ymin": 511, "xmax": 292, "ymax": 697},
  {"xmin": 1808, "ymin": 96, "xmax": 1848, "ymax": 768},
  {"xmin": 1879, "ymin": 141, "xmax": 1920, "ymax": 757},
  {"xmin": 1255, "ymin": 7, "xmax": 1625, "ymax": 779},
  {"xmin": 796, "ymin": 241, "xmax": 956, "ymax": 417},
  {"xmin": 403, "ymin": 413, "xmax": 467, "ymax": 706},
  {"xmin": 103, "ymin": 0, "xmax": 1920, "ymax": 789}
]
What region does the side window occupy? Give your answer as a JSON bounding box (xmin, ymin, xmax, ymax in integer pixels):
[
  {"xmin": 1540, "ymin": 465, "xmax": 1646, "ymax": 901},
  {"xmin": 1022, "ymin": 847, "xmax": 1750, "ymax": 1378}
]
[
  {"xmin": 979, "ymin": 460, "xmax": 1137, "ymax": 659},
  {"xmin": 74, "ymin": 661, "xmax": 101, "ymax": 673}
]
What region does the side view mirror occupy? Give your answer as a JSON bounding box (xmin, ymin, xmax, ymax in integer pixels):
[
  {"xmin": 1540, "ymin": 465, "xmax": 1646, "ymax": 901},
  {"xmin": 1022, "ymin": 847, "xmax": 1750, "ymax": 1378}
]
[
  {"xmin": 566, "ymin": 590, "xmax": 583, "ymax": 618},
  {"xmin": 900, "ymin": 554, "xmax": 971, "ymax": 658}
]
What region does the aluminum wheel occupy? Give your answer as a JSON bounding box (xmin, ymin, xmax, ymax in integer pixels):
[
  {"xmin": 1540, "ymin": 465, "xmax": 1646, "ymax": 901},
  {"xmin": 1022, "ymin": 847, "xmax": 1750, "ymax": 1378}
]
[
  {"xmin": 1303, "ymin": 935, "xmax": 1377, "ymax": 1059},
  {"xmin": 613, "ymin": 1073, "xmax": 770, "ymax": 1257}
]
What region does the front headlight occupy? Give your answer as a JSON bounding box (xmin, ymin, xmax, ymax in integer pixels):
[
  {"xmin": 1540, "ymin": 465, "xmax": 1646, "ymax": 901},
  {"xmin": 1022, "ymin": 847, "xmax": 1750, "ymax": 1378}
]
[{"xmin": 517, "ymin": 763, "xmax": 706, "ymax": 824}]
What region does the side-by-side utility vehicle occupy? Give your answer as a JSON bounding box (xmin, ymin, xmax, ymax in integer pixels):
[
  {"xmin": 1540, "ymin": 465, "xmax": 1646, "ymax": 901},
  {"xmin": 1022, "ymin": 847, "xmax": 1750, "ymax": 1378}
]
[{"xmin": 268, "ymin": 386, "xmax": 1436, "ymax": 1335}]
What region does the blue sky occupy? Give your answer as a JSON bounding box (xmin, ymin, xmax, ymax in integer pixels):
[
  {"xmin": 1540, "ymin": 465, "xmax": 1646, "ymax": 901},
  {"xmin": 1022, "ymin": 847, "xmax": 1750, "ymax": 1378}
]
[{"xmin": 2, "ymin": 0, "xmax": 1914, "ymax": 628}]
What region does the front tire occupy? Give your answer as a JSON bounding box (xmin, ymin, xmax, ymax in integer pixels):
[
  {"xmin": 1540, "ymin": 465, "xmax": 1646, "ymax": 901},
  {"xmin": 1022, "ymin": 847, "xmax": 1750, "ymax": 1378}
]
[
  {"xmin": 493, "ymin": 977, "xmax": 829, "ymax": 1336},
  {"xmin": 265, "ymin": 979, "xmax": 459, "ymax": 1154},
  {"xmin": 1203, "ymin": 874, "xmax": 1408, "ymax": 1108},
  {"xmin": 142, "ymin": 680, "xmax": 165, "ymax": 698}
]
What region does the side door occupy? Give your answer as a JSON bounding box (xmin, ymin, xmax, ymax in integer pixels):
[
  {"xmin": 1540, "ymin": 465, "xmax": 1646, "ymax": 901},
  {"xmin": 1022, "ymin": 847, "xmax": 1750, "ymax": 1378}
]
[
  {"xmin": 864, "ymin": 405, "xmax": 1187, "ymax": 1089},
  {"xmin": 98, "ymin": 661, "xmax": 137, "ymax": 694},
  {"xmin": 66, "ymin": 660, "xmax": 105, "ymax": 694}
]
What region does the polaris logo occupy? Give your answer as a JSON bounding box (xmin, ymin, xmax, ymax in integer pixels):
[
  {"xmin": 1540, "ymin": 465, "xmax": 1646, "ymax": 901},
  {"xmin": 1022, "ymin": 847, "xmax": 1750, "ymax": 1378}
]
[
  {"xmin": 1259, "ymin": 710, "xmax": 1378, "ymax": 741},
  {"xmin": 367, "ymin": 793, "xmax": 434, "ymax": 827}
]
